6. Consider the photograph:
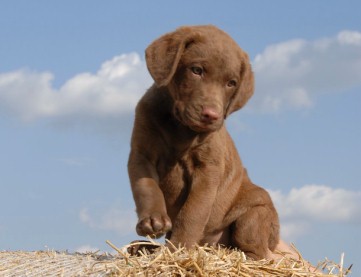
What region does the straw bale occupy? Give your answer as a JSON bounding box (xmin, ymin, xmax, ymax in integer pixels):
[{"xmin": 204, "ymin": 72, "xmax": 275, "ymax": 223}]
[{"xmin": 0, "ymin": 240, "xmax": 351, "ymax": 277}]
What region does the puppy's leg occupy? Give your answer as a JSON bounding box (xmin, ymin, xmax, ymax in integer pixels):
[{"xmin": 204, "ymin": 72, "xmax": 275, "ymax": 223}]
[
  {"xmin": 128, "ymin": 151, "xmax": 172, "ymax": 238},
  {"xmin": 266, "ymin": 240, "xmax": 319, "ymax": 272},
  {"xmin": 169, "ymin": 167, "xmax": 220, "ymax": 248},
  {"xmin": 266, "ymin": 239, "xmax": 299, "ymax": 260},
  {"xmin": 231, "ymin": 205, "xmax": 279, "ymax": 260}
]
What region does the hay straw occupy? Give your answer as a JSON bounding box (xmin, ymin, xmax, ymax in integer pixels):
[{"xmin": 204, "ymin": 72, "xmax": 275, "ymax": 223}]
[{"xmin": 0, "ymin": 240, "xmax": 351, "ymax": 276}]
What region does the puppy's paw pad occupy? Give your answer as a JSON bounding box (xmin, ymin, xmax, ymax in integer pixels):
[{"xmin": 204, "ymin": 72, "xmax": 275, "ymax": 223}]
[{"xmin": 136, "ymin": 213, "xmax": 172, "ymax": 237}]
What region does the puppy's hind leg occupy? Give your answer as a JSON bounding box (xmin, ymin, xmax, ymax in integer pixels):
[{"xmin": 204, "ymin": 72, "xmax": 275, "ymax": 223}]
[{"xmin": 231, "ymin": 205, "xmax": 279, "ymax": 260}]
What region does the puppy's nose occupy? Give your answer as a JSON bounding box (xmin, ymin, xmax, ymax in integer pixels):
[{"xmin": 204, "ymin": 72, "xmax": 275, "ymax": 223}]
[{"xmin": 201, "ymin": 107, "xmax": 220, "ymax": 123}]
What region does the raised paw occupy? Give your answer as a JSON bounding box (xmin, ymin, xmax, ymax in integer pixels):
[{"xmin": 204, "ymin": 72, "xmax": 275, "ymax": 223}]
[{"xmin": 136, "ymin": 212, "xmax": 172, "ymax": 238}]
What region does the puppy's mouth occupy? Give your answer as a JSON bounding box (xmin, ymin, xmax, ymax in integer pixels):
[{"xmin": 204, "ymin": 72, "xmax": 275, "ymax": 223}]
[
  {"xmin": 174, "ymin": 106, "xmax": 223, "ymax": 133},
  {"xmin": 188, "ymin": 122, "xmax": 220, "ymax": 132}
]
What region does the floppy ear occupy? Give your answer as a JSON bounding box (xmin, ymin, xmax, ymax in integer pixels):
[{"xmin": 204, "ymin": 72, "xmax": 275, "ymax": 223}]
[
  {"xmin": 226, "ymin": 52, "xmax": 254, "ymax": 116},
  {"xmin": 145, "ymin": 27, "xmax": 195, "ymax": 87}
]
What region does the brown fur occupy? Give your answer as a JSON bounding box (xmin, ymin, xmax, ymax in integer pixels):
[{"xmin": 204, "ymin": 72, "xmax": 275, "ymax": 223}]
[{"xmin": 128, "ymin": 25, "xmax": 279, "ymax": 260}]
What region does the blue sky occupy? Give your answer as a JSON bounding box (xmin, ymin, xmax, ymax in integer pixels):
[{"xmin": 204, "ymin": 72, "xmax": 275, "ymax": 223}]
[{"xmin": 1, "ymin": 0, "xmax": 360, "ymax": 274}]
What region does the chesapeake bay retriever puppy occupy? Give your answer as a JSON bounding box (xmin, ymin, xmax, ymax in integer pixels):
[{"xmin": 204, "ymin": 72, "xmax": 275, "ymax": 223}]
[{"xmin": 128, "ymin": 25, "xmax": 280, "ymax": 260}]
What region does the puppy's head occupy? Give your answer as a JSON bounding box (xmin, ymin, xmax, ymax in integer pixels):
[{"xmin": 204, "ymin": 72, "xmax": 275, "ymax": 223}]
[{"xmin": 146, "ymin": 25, "xmax": 254, "ymax": 132}]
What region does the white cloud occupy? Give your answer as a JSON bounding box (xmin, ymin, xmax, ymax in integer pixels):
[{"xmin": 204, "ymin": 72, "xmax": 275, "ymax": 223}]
[
  {"xmin": 79, "ymin": 207, "xmax": 137, "ymax": 235},
  {"xmin": 337, "ymin": 30, "xmax": 361, "ymax": 46},
  {"xmin": 75, "ymin": 245, "xmax": 99, "ymax": 253},
  {"xmin": 249, "ymin": 30, "xmax": 361, "ymax": 113},
  {"xmin": 268, "ymin": 185, "xmax": 361, "ymax": 240},
  {"xmin": 79, "ymin": 208, "xmax": 93, "ymax": 225},
  {"xmin": 1, "ymin": 30, "xmax": 360, "ymax": 126},
  {"xmin": 0, "ymin": 53, "xmax": 152, "ymax": 122}
]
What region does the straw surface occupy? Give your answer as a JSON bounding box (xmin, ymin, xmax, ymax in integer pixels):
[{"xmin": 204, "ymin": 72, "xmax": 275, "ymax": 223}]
[{"xmin": 0, "ymin": 240, "xmax": 351, "ymax": 277}]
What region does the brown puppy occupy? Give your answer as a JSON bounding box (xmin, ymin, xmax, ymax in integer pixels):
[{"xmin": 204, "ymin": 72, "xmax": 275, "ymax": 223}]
[{"xmin": 128, "ymin": 25, "xmax": 280, "ymax": 260}]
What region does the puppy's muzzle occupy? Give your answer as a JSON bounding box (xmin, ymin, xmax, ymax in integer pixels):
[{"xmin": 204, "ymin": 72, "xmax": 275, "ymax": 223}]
[
  {"xmin": 200, "ymin": 106, "xmax": 221, "ymax": 124},
  {"xmin": 174, "ymin": 103, "xmax": 223, "ymax": 132}
]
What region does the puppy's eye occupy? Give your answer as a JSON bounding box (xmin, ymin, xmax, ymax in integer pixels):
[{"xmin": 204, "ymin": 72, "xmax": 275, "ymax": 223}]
[
  {"xmin": 227, "ymin": 80, "xmax": 237, "ymax": 87},
  {"xmin": 191, "ymin": 66, "xmax": 203, "ymax": 76}
]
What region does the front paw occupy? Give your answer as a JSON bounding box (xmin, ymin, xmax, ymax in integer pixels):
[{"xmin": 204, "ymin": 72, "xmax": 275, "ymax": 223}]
[{"xmin": 136, "ymin": 212, "xmax": 172, "ymax": 238}]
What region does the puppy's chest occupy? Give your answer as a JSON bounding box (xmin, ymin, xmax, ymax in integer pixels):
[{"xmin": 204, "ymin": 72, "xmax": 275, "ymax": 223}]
[
  {"xmin": 157, "ymin": 152, "xmax": 195, "ymax": 188},
  {"xmin": 156, "ymin": 150, "xmax": 203, "ymax": 213}
]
